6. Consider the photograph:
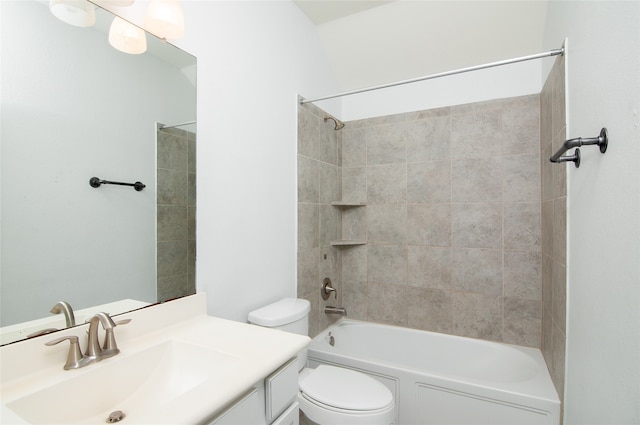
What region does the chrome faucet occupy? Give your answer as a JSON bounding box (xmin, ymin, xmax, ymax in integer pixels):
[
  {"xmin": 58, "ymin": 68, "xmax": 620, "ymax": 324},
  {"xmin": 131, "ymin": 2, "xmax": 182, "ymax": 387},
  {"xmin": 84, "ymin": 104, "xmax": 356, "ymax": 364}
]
[
  {"xmin": 85, "ymin": 312, "xmax": 117, "ymax": 361},
  {"xmin": 50, "ymin": 301, "xmax": 76, "ymax": 328},
  {"xmin": 46, "ymin": 312, "xmax": 130, "ymax": 370}
]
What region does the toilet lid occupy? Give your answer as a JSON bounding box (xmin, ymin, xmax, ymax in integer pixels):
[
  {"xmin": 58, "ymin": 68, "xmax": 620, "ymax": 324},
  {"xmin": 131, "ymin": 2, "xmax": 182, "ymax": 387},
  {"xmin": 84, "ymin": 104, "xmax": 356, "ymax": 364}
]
[{"xmin": 299, "ymin": 365, "xmax": 393, "ymax": 411}]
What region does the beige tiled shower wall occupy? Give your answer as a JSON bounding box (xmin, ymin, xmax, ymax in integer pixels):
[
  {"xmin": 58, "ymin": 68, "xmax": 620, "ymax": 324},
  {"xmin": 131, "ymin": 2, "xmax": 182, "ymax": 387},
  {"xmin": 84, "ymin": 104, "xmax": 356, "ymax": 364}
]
[
  {"xmin": 157, "ymin": 127, "xmax": 197, "ymax": 302},
  {"xmin": 339, "ymin": 94, "xmax": 543, "ymax": 347},
  {"xmin": 540, "ymin": 55, "xmax": 567, "ymax": 403},
  {"xmin": 297, "ymin": 101, "xmax": 343, "ymax": 337}
]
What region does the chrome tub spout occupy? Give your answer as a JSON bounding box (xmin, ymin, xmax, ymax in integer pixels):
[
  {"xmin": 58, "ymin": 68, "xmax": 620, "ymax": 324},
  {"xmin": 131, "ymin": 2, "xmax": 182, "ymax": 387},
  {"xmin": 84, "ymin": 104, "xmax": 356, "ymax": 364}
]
[{"xmin": 324, "ymin": 306, "xmax": 347, "ymax": 315}]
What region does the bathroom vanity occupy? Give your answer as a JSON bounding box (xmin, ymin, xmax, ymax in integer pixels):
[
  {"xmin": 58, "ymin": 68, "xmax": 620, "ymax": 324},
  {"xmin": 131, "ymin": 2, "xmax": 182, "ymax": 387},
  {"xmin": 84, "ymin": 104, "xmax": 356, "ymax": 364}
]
[{"xmin": 0, "ymin": 294, "xmax": 309, "ymax": 424}]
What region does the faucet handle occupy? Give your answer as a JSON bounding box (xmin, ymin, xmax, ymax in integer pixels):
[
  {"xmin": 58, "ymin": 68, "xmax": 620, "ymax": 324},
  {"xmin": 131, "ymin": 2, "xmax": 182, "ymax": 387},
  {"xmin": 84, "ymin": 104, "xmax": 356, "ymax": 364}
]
[
  {"xmin": 45, "ymin": 335, "xmax": 87, "ymax": 370},
  {"xmin": 103, "ymin": 318, "xmax": 131, "ymax": 353},
  {"xmin": 322, "ymin": 278, "xmax": 337, "ymax": 300}
]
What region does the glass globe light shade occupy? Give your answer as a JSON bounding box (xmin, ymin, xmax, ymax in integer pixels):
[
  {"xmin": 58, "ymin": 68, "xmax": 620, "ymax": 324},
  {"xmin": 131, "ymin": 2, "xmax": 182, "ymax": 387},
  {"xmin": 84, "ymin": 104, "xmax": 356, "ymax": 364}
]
[
  {"xmin": 144, "ymin": 0, "xmax": 185, "ymax": 40},
  {"xmin": 109, "ymin": 16, "xmax": 147, "ymax": 55},
  {"xmin": 49, "ymin": 0, "xmax": 96, "ymax": 27}
]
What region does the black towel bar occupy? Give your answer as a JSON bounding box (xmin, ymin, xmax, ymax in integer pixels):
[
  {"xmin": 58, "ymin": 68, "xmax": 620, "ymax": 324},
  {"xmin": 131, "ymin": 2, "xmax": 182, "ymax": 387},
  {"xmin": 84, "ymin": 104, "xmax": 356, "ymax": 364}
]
[{"xmin": 89, "ymin": 177, "xmax": 145, "ymax": 192}]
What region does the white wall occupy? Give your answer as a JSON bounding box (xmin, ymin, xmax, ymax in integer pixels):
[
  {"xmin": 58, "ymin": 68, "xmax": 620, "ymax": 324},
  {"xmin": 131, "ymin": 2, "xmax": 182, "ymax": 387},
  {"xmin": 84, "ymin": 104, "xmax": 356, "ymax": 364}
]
[
  {"xmin": 1, "ymin": 1, "xmax": 194, "ymax": 325},
  {"xmin": 543, "ymin": 1, "xmax": 640, "ymax": 423},
  {"xmin": 170, "ymin": 1, "xmax": 341, "ymax": 322},
  {"xmin": 336, "ymin": 60, "xmax": 544, "ymax": 121},
  {"xmin": 308, "ymin": 0, "xmax": 550, "ymax": 120}
]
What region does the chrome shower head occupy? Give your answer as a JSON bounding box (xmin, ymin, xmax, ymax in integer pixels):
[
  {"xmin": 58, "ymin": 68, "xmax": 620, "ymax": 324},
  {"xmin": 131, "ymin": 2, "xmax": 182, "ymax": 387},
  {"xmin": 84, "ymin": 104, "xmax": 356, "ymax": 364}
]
[{"xmin": 324, "ymin": 116, "xmax": 345, "ymax": 130}]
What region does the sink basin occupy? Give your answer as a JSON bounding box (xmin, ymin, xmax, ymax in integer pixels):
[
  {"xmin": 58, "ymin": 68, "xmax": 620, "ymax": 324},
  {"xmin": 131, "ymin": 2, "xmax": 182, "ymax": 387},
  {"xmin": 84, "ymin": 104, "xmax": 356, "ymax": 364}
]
[{"xmin": 5, "ymin": 340, "xmax": 240, "ymax": 424}]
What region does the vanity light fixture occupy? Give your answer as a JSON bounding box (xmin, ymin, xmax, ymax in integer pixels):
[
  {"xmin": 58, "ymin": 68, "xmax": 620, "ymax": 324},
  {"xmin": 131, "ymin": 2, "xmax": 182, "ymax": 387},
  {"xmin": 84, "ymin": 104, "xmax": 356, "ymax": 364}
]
[
  {"xmin": 49, "ymin": 0, "xmax": 96, "ymax": 27},
  {"xmin": 144, "ymin": 0, "xmax": 185, "ymax": 40},
  {"xmin": 109, "ymin": 16, "xmax": 147, "ymax": 54}
]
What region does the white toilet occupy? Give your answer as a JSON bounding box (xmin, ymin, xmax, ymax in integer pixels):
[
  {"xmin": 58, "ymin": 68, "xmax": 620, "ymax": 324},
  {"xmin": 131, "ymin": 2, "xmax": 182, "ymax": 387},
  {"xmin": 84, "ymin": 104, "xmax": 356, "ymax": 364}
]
[{"xmin": 248, "ymin": 298, "xmax": 395, "ymax": 425}]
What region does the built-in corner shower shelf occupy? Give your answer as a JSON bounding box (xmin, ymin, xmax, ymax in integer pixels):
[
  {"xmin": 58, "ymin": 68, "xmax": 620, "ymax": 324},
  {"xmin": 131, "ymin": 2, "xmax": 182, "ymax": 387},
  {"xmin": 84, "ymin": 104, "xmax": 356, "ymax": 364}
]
[
  {"xmin": 330, "ymin": 240, "xmax": 367, "ymax": 247},
  {"xmin": 330, "ymin": 202, "xmax": 366, "ymax": 207},
  {"xmin": 330, "ymin": 201, "xmax": 366, "ymax": 247}
]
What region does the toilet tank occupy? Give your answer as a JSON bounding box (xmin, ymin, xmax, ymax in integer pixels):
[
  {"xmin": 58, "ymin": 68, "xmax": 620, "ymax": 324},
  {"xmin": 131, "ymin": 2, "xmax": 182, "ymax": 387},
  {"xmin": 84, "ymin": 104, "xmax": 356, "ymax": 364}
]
[{"xmin": 248, "ymin": 298, "xmax": 310, "ymax": 335}]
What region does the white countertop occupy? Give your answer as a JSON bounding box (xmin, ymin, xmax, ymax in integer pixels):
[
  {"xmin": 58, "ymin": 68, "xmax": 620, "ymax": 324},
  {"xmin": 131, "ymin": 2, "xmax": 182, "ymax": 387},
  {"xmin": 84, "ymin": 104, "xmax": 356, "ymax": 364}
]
[{"xmin": 0, "ymin": 294, "xmax": 309, "ymax": 424}]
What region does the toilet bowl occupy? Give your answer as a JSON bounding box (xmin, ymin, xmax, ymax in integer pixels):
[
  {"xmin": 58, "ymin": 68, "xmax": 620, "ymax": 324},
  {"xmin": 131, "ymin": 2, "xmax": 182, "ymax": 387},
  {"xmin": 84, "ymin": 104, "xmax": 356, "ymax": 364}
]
[{"xmin": 248, "ymin": 298, "xmax": 395, "ymax": 425}]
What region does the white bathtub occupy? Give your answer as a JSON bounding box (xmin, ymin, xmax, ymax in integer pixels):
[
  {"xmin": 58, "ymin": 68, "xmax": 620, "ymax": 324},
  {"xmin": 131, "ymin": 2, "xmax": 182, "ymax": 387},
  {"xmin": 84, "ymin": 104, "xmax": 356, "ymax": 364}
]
[{"xmin": 306, "ymin": 319, "xmax": 560, "ymax": 425}]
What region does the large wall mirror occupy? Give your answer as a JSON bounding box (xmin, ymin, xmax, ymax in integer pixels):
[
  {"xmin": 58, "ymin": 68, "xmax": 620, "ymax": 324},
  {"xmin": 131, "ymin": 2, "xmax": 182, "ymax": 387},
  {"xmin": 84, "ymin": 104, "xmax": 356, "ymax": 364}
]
[{"xmin": 0, "ymin": 0, "xmax": 197, "ymax": 345}]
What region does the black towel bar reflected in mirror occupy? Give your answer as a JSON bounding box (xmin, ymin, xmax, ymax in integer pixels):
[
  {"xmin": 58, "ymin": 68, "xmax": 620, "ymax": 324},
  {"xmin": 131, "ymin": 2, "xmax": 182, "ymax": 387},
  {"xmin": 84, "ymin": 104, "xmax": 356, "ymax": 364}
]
[{"xmin": 89, "ymin": 177, "xmax": 146, "ymax": 192}]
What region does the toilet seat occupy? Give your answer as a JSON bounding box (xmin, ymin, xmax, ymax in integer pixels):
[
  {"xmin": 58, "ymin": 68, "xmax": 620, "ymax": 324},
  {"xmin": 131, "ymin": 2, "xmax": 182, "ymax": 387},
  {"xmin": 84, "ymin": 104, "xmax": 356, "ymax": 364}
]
[
  {"xmin": 300, "ymin": 365, "xmax": 393, "ymax": 411},
  {"xmin": 298, "ymin": 366, "xmax": 395, "ymax": 425}
]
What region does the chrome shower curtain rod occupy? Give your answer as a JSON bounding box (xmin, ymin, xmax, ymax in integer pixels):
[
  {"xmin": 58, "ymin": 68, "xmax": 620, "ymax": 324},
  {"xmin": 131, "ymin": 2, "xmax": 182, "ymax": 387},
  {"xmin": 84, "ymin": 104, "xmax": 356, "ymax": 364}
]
[{"xmin": 300, "ymin": 48, "xmax": 564, "ymax": 105}]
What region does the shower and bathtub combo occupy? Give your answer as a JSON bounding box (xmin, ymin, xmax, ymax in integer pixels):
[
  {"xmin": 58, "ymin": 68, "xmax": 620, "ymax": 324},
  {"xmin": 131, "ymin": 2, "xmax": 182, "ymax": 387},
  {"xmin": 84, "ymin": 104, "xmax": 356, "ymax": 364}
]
[{"xmin": 264, "ymin": 47, "xmax": 569, "ymax": 425}]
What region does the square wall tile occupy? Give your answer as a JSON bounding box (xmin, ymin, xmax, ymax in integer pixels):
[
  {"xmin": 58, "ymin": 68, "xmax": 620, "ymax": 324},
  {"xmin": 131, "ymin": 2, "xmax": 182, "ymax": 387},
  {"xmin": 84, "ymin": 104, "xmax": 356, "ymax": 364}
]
[
  {"xmin": 157, "ymin": 130, "xmax": 188, "ymax": 172},
  {"xmin": 343, "ymin": 280, "xmax": 367, "ymax": 320},
  {"xmin": 503, "ymin": 297, "xmax": 541, "ymax": 347},
  {"xmin": 502, "ymin": 94, "xmax": 540, "ymax": 156},
  {"xmin": 504, "ymin": 202, "xmax": 541, "ymax": 251},
  {"xmin": 319, "ymin": 205, "xmax": 338, "ymax": 247},
  {"xmin": 451, "ymin": 109, "xmax": 503, "ymax": 158},
  {"xmin": 298, "ymin": 106, "xmax": 320, "ymax": 160},
  {"xmin": 367, "ymin": 244, "xmax": 407, "ymax": 285},
  {"xmin": 342, "ymin": 167, "xmax": 367, "ymax": 203},
  {"xmin": 318, "ymin": 162, "xmax": 340, "ymax": 204},
  {"xmin": 452, "ymin": 248, "xmax": 503, "ymax": 296},
  {"xmin": 452, "ymin": 157, "xmax": 503, "ymax": 203},
  {"xmin": 503, "ymin": 153, "xmax": 540, "ymax": 203},
  {"xmin": 298, "ymin": 155, "xmax": 319, "ymax": 204},
  {"xmin": 297, "ymin": 248, "xmax": 320, "ymax": 298},
  {"xmin": 407, "ymin": 160, "xmax": 451, "ymax": 203},
  {"xmin": 452, "ymin": 292, "xmax": 503, "ymax": 341},
  {"xmin": 367, "ymin": 164, "xmax": 406, "ymax": 203},
  {"xmin": 342, "ymin": 127, "xmax": 366, "ymax": 167},
  {"xmin": 367, "ymin": 283, "xmax": 407, "ymax": 326},
  {"xmin": 504, "ymin": 250, "xmax": 542, "ymax": 300},
  {"xmin": 407, "ymin": 287, "xmax": 453, "ymax": 333},
  {"xmin": 341, "ymin": 245, "xmax": 367, "ymax": 282},
  {"xmin": 157, "ymin": 240, "xmax": 187, "ymax": 277},
  {"xmin": 552, "ymin": 198, "xmax": 567, "ymax": 266},
  {"xmin": 157, "ymin": 205, "xmax": 188, "ymax": 242},
  {"xmin": 157, "ymin": 168, "xmax": 187, "ymax": 206},
  {"xmin": 318, "ymin": 121, "xmax": 339, "ymax": 165},
  {"xmin": 452, "ymin": 202, "xmax": 502, "ymax": 249},
  {"xmin": 367, "ymin": 204, "xmax": 407, "ymax": 244},
  {"xmin": 405, "ymin": 115, "xmax": 451, "ymax": 161},
  {"xmin": 366, "ymin": 121, "xmax": 407, "ymax": 165},
  {"xmin": 407, "ymin": 203, "xmax": 451, "ymax": 246},
  {"xmin": 298, "ymin": 203, "xmax": 319, "ymax": 250},
  {"xmin": 407, "ymin": 245, "xmax": 452, "ymax": 290},
  {"xmin": 341, "ymin": 206, "xmax": 367, "ymax": 241}
]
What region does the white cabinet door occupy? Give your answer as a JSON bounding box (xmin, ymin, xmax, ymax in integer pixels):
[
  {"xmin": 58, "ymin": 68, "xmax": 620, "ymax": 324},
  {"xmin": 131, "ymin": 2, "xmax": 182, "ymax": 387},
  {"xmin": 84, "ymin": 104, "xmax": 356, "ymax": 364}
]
[{"xmin": 265, "ymin": 358, "xmax": 298, "ymax": 423}]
